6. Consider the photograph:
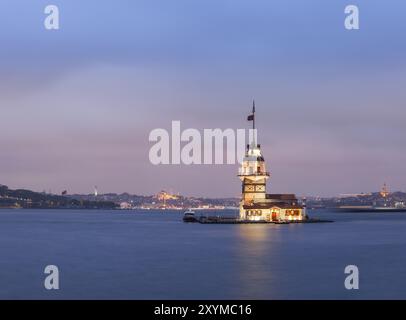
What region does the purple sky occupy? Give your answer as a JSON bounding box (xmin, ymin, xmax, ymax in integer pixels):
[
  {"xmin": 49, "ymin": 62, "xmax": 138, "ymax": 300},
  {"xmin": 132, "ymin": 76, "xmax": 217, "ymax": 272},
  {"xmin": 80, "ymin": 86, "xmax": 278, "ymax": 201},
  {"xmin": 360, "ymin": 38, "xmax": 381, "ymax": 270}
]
[{"xmin": 1, "ymin": 0, "xmax": 406, "ymax": 197}]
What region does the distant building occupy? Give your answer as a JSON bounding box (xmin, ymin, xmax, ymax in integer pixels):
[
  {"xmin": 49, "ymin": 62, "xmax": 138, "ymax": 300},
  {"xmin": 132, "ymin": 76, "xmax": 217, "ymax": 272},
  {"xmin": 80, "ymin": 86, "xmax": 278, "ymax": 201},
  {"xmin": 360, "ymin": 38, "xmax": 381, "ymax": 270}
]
[
  {"xmin": 120, "ymin": 202, "xmax": 132, "ymax": 210},
  {"xmin": 380, "ymin": 183, "xmax": 389, "ymax": 198},
  {"xmin": 155, "ymin": 191, "xmax": 179, "ymax": 201}
]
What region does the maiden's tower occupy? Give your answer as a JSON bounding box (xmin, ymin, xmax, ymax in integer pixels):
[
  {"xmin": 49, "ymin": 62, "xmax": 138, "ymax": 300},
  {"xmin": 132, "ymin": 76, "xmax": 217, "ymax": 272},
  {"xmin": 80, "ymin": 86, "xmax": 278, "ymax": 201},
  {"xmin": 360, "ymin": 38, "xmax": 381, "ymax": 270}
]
[{"xmin": 238, "ymin": 103, "xmax": 307, "ymax": 222}]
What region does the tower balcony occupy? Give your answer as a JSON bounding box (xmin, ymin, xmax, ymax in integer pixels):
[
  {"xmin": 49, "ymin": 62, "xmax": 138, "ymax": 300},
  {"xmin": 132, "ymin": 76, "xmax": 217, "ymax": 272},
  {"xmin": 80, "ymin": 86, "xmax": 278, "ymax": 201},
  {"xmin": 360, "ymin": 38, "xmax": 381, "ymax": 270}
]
[{"xmin": 238, "ymin": 168, "xmax": 270, "ymax": 177}]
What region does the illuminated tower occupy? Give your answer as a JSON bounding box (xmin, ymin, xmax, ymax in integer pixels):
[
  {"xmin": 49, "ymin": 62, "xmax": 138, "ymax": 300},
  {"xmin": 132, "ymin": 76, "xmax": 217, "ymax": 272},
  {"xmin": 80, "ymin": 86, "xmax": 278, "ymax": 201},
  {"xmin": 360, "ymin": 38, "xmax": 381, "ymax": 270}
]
[
  {"xmin": 237, "ymin": 102, "xmax": 305, "ymax": 222},
  {"xmin": 94, "ymin": 186, "xmax": 98, "ymax": 197},
  {"xmin": 238, "ymin": 102, "xmax": 270, "ymax": 220}
]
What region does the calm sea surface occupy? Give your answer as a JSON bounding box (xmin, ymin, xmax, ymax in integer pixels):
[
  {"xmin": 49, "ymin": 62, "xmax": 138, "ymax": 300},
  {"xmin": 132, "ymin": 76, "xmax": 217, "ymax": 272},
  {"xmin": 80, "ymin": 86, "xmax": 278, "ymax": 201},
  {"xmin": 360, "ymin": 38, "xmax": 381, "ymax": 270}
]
[{"xmin": 0, "ymin": 208, "xmax": 405, "ymax": 299}]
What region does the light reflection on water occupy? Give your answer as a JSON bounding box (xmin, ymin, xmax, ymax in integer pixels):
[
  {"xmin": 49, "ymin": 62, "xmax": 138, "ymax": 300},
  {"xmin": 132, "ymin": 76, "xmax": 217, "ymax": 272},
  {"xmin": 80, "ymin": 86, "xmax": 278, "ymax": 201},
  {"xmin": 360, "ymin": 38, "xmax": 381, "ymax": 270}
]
[{"xmin": 236, "ymin": 225, "xmax": 278, "ymax": 299}]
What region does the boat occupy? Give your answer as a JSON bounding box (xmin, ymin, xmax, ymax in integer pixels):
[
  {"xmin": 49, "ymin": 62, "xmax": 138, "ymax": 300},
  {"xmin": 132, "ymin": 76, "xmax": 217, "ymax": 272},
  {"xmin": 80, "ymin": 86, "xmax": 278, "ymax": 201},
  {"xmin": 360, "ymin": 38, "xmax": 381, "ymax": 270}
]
[{"xmin": 183, "ymin": 209, "xmax": 198, "ymax": 222}]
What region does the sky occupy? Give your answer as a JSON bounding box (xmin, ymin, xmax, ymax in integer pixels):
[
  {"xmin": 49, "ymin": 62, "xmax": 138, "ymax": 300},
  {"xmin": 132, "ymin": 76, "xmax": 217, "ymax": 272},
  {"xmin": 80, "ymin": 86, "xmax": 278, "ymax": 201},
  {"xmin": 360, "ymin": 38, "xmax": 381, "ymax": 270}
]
[{"xmin": 1, "ymin": 0, "xmax": 406, "ymax": 197}]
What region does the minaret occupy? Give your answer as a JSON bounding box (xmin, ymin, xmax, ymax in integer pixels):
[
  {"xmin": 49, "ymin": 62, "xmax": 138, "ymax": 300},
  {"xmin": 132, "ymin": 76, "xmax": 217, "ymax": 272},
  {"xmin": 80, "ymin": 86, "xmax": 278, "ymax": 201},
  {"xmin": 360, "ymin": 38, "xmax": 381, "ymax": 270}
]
[
  {"xmin": 238, "ymin": 102, "xmax": 270, "ymax": 220},
  {"xmin": 380, "ymin": 183, "xmax": 389, "ymax": 207}
]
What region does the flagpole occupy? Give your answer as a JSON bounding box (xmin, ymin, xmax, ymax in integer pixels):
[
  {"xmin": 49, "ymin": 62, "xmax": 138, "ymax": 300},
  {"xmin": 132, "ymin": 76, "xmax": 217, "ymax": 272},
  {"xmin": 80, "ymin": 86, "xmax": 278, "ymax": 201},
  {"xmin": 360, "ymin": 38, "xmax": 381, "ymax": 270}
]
[
  {"xmin": 253, "ymin": 100, "xmax": 256, "ymax": 145},
  {"xmin": 253, "ymin": 103, "xmax": 255, "ymax": 131}
]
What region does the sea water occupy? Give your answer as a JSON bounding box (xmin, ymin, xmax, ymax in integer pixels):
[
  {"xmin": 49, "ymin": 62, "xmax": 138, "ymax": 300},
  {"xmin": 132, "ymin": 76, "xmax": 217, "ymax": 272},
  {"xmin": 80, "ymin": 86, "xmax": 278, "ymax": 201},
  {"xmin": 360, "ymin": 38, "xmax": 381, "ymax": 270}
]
[{"xmin": 0, "ymin": 209, "xmax": 405, "ymax": 299}]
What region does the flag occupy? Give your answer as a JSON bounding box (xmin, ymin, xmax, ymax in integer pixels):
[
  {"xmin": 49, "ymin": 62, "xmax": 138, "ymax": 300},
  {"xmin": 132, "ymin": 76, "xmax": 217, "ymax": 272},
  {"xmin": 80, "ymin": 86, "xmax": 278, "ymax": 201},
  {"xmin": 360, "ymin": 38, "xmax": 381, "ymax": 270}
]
[{"xmin": 247, "ymin": 100, "xmax": 255, "ymax": 121}]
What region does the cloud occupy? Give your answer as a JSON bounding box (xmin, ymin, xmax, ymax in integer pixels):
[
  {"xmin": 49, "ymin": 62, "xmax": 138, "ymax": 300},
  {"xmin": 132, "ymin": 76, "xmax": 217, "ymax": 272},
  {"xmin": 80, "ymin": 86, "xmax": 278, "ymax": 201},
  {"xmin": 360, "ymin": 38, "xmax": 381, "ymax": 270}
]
[{"xmin": 1, "ymin": 1, "xmax": 406, "ymax": 196}]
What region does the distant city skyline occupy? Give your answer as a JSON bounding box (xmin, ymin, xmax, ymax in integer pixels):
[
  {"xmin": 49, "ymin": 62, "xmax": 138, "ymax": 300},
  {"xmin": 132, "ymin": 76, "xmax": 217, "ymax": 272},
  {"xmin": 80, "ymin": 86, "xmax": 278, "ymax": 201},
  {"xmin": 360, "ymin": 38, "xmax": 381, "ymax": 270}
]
[{"xmin": 1, "ymin": 0, "xmax": 406, "ymax": 197}]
